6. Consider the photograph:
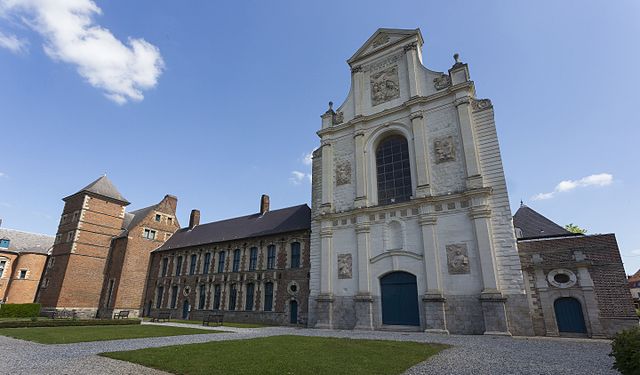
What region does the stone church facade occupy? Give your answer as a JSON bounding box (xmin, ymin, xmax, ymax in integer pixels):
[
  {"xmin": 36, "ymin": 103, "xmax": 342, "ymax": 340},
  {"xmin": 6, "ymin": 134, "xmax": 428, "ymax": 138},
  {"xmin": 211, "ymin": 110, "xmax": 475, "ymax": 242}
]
[{"xmin": 309, "ymin": 28, "xmax": 533, "ymax": 335}]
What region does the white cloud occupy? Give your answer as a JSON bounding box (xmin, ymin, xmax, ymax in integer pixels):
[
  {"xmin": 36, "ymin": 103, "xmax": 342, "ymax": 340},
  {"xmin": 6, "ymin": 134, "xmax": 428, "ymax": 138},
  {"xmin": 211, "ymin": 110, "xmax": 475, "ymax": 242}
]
[
  {"xmin": 0, "ymin": 30, "xmax": 27, "ymax": 53},
  {"xmin": 0, "ymin": 172, "xmax": 6, "ymax": 178},
  {"xmin": 532, "ymin": 173, "xmax": 613, "ymax": 201},
  {"xmin": 289, "ymin": 170, "xmax": 311, "ymax": 185},
  {"xmin": 0, "ymin": 0, "xmax": 164, "ymax": 104},
  {"xmin": 302, "ymin": 151, "xmax": 313, "ymax": 166}
]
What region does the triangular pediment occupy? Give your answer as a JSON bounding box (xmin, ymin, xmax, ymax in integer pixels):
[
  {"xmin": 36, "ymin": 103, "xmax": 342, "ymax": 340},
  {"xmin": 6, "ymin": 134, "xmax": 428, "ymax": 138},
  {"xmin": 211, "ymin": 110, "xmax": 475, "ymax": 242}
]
[{"xmin": 348, "ymin": 28, "xmax": 423, "ymax": 65}]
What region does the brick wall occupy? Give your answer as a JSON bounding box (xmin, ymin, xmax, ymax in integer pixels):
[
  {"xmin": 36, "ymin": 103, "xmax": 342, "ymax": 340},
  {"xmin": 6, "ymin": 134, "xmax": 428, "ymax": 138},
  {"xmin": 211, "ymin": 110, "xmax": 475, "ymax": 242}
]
[{"xmin": 5, "ymin": 253, "xmax": 48, "ymax": 303}]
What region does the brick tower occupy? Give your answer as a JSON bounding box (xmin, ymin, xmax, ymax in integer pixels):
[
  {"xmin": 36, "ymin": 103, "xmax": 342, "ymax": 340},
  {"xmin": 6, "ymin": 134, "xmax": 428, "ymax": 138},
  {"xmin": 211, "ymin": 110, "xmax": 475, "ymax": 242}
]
[{"xmin": 38, "ymin": 176, "xmax": 129, "ymax": 317}]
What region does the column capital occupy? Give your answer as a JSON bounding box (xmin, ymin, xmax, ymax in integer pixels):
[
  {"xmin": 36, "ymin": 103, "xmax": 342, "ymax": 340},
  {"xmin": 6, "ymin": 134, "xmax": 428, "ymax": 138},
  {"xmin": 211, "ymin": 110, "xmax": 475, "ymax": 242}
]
[
  {"xmin": 418, "ymin": 214, "xmax": 437, "ymax": 226},
  {"xmin": 454, "ymin": 96, "xmax": 471, "ymax": 107},
  {"xmin": 319, "ymin": 229, "xmax": 333, "ymax": 238},
  {"xmin": 403, "ymin": 42, "xmax": 418, "ymax": 52},
  {"xmin": 355, "ymin": 224, "xmax": 370, "ymax": 234},
  {"xmin": 353, "ymin": 131, "xmax": 365, "ymax": 138},
  {"xmin": 469, "ymin": 205, "xmax": 491, "ymax": 219},
  {"xmin": 351, "ymin": 65, "xmax": 363, "ymax": 74},
  {"xmin": 410, "ymin": 111, "xmax": 424, "ymax": 121}
]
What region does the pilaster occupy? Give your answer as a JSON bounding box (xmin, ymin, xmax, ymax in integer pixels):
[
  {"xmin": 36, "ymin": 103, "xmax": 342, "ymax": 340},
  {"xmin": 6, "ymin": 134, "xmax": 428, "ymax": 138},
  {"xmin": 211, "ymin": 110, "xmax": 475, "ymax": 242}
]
[
  {"xmin": 320, "ymin": 142, "xmax": 334, "ymax": 214},
  {"xmin": 404, "ymin": 42, "xmax": 422, "ymax": 98},
  {"xmin": 354, "ymin": 131, "xmax": 368, "ymax": 208},
  {"xmin": 410, "ymin": 111, "xmax": 431, "ymax": 197},
  {"xmin": 455, "ymin": 96, "xmax": 483, "ymax": 189}
]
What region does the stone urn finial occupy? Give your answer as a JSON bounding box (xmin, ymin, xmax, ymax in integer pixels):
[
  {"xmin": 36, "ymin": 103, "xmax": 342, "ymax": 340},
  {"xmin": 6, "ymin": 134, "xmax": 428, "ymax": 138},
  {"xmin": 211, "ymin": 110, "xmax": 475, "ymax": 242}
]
[
  {"xmin": 454, "ymin": 53, "xmax": 460, "ymax": 64},
  {"xmin": 328, "ymin": 101, "xmax": 333, "ymax": 111}
]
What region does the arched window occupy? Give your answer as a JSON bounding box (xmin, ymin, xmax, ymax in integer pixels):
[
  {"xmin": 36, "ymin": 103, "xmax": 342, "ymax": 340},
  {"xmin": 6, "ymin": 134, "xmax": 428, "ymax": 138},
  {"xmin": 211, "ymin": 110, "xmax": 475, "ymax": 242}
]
[
  {"xmin": 229, "ymin": 284, "xmax": 237, "ymax": 310},
  {"xmin": 213, "ymin": 284, "xmax": 221, "ymax": 309},
  {"xmin": 376, "ymin": 135, "xmax": 411, "ymax": 205},
  {"xmin": 267, "ymin": 245, "xmax": 276, "ymax": 270},
  {"xmin": 290, "ymin": 242, "xmax": 301, "ymax": 268},
  {"xmin": 232, "ymin": 249, "xmax": 241, "ymax": 272},
  {"xmin": 245, "ymin": 283, "xmax": 255, "ymax": 311},
  {"xmin": 175, "ymin": 256, "xmax": 183, "ymax": 276},
  {"xmin": 189, "ymin": 254, "xmax": 197, "ymax": 275},
  {"xmin": 198, "ymin": 284, "xmax": 206, "ymax": 309},
  {"xmin": 249, "ymin": 247, "xmax": 258, "ymax": 271},
  {"xmin": 203, "ymin": 253, "xmax": 211, "ymax": 275},
  {"xmin": 264, "ymin": 282, "xmax": 274, "ymax": 312},
  {"xmin": 217, "ymin": 251, "xmax": 226, "ymax": 273}
]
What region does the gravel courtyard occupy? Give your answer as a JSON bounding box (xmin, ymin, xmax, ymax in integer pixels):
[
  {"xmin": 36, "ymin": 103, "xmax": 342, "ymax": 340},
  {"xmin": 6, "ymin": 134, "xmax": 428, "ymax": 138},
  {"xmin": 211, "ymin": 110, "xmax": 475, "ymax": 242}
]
[{"xmin": 0, "ymin": 322, "xmax": 618, "ymax": 375}]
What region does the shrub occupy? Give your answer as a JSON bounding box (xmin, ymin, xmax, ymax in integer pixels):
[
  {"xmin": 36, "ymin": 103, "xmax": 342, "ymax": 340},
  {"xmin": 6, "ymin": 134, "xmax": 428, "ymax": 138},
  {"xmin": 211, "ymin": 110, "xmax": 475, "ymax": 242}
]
[
  {"xmin": 0, "ymin": 303, "xmax": 41, "ymax": 318},
  {"xmin": 0, "ymin": 318, "xmax": 141, "ymax": 329},
  {"xmin": 610, "ymin": 326, "xmax": 640, "ymax": 375}
]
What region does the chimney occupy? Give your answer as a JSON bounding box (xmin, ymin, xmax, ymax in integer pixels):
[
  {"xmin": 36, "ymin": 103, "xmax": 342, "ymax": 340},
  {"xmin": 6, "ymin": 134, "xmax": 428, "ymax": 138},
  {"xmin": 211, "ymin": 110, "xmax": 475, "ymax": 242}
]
[
  {"xmin": 163, "ymin": 194, "xmax": 178, "ymax": 213},
  {"xmin": 189, "ymin": 209, "xmax": 200, "ymax": 229},
  {"xmin": 260, "ymin": 195, "xmax": 270, "ymax": 215}
]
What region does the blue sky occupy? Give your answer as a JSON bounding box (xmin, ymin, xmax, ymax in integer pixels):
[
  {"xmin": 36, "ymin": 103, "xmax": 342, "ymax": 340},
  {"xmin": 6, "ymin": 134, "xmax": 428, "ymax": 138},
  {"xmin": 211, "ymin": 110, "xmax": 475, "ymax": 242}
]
[{"xmin": 1, "ymin": 1, "xmax": 639, "ymax": 274}]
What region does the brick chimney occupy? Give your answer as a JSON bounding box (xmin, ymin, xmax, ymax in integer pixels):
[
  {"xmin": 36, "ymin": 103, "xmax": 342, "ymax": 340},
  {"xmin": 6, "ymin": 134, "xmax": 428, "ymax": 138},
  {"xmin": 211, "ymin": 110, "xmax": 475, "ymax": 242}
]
[
  {"xmin": 260, "ymin": 195, "xmax": 270, "ymax": 215},
  {"xmin": 162, "ymin": 194, "xmax": 178, "ymax": 213},
  {"xmin": 189, "ymin": 209, "xmax": 200, "ymax": 229}
]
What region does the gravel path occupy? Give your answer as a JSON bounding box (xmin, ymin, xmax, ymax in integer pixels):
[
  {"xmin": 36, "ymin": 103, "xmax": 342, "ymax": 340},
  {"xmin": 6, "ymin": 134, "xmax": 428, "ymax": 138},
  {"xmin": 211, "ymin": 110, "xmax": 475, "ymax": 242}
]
[{"xmin": 0, "ymin": 322, "xmax": 618, "ymax": 375}]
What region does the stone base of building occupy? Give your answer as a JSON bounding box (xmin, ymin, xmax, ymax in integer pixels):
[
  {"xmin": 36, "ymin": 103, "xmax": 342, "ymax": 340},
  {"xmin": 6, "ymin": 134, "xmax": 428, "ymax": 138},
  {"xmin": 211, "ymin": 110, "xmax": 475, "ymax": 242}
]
[
  {"xmin": 41, "ymin": 307, "xmax": 99, "ymax": 319},
  {"xmin": 96, "ymin": 308, "xmax": 142, "ymax": 319},
  {"xmin": 150, "ymin": 309, "xmax": 306, "ymax": 327}
]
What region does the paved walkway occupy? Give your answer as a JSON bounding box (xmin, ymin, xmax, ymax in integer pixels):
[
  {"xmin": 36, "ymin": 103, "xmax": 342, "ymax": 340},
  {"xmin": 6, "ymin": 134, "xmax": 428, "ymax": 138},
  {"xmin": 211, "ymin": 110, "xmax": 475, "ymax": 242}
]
[{"xmin": 0, "ymin": 322, "xmax": 619, "ymax": 374}]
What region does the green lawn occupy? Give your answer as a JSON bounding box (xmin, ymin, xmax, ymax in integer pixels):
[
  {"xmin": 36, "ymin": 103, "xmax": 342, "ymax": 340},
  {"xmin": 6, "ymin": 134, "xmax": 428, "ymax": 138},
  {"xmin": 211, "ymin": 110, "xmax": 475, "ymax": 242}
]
[
  {"xmin": 102, "ymin": 335, "xmax": 448, "ymax": 375},
  {"xmin": 143, "ymin": 318, "xmax": 268, "ymax": 328},
  {"xmin": 0, "ymin": 324, "xmax": 219, "ymax": 344}
]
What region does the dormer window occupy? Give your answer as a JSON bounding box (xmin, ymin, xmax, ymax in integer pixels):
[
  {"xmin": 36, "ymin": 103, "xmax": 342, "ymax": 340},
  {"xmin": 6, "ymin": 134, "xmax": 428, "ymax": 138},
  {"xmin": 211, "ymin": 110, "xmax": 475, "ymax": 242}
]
[
  {"xmin": 155, "ymin": 214, "xmax": 162, "ymax": 222},
  {"xmin": 0, "ymin": 238, "xmax": 9, "ymax": 248}
]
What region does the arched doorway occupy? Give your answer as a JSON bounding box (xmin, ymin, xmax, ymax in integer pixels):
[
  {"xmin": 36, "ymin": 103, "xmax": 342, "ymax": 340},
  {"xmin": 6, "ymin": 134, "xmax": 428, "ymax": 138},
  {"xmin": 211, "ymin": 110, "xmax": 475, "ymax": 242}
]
[
  {"xmin": 380, "ymin": 272, "xmax": 419, "ymax": 326},
  {"xmin": 182, "ymin": 299, "xmax": 190, "ymax": 320},
  {"xmin": 554, "ymin": 297, "xmax": 587, "ymax": 334},
  {"xmin": 290, "ymin": 300, "xmax": 298, "ymax": 324}
]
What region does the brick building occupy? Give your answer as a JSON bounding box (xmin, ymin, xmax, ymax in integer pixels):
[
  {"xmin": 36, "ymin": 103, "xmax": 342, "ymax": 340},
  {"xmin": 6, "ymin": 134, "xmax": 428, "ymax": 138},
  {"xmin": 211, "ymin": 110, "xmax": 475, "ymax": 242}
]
[
  {"xmin": 144, "ymin": 196, "xmax": 311, "ymax": 326},
  {"xmin": 0, "ymin": 229, "xmax": 53, "ymax": 303},
  {"xmin": 38, "ymin": 176, "xmax": 178, "ymax": 318},
  {"xmin": 514, "ymin": 204, "xmax": 638, "ymax": 337},
  {"xmin": 627, "ymin": 269, "xmax": 640, "ymax": 309}
]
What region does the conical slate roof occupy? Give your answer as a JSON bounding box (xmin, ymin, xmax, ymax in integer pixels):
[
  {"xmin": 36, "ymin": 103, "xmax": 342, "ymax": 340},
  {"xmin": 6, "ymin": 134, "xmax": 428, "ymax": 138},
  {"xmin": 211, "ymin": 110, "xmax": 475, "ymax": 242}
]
[
  {"xmin": 65, "ymin": 175, "xmax": 129, "ymax": 204},
  {"xmin": 513, "ymin": 204, "xmax": 572, "ymax": 239}
]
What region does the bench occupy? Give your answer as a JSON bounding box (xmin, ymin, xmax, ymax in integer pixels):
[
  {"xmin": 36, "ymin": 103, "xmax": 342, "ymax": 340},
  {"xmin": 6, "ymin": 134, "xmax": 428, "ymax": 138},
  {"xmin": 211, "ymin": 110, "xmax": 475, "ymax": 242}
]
[
  {"xmin": 150, "ymin": 312, "xmax": 171, "ymax": 323},
  {"xmin": 113, "ymin": 310, "xmax": 130, "ymax": 319},
  {"xmin": 203, "ymin": 314, "xmax": 223, "ymax": 327}
]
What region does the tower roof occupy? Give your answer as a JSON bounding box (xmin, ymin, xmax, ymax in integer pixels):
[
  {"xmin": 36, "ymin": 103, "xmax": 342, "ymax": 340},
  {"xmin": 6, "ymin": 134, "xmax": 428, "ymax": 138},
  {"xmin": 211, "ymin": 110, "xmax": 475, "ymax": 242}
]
[
  {"xmin": 513, "ymin": 205, "xmax": 574, "ymax": 239},
  {"xmin": 65, "ymin": 175, "xmax": 129, "ymax": 204}
]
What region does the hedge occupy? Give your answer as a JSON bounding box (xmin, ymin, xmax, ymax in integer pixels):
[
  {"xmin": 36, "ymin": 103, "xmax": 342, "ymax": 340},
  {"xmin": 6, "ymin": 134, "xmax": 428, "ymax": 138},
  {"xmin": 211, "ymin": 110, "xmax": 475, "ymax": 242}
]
[
  {"xmin": 0, "ymin": 318, "xmax": 141, "ymax": 329},
  {"xmin": 610, "ymin": 326, "xmax": 640, "ymax": 375},
  {"xmin": 0, "ymin": 303, "xmax": 41, "ymax": 318}
]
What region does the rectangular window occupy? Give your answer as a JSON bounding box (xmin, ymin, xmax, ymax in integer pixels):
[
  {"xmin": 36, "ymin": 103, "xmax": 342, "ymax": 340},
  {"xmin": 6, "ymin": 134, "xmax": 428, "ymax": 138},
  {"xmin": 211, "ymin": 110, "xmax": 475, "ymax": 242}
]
[
  {"xmin": 229, "ymin": 284, "xmax": 237, "ymax": 310},
  {"xmin": 161, "ymin": 258, "xmax": 169, "ymax": 277},
  {"xmin": 264, "ymin": 282, "xmax": 273, "ymax": 312},
  {"xmin": 175, "ymin": 256, "xmax": 183, "ymax": 276},
  {"xmin": 168, "ymin": 217, "xmax": 173, "ymax": 224},
  {"xmin": 249, "ymin": 247, "xmax": 257, "ymax": 271},
  {"xmin": 203, "ymin": 253, "xmax": 211, "ymax": 275},
  {"xmin": 55, "ymin": 234, "xmax": 62, "ymax": 244},
  {"xmin": 217, "ymin": 252, "xmax": 226, "ymax": 273},
  {"xmin": 143, "ymin": 229, "xmax": 157, "ymax": 240},
  {"xmin": 198, "ymin": 284, "xmax": 206, "ymax": 309},
  {"xmin": 232, "ymin": 249, "xmax": 240, "ymax": 272},
  {"xmin": 155, "ymin": 214, "xmax": 162, "ymax": 222},
  {"xmin": 245, "ymin": 283, "xmax": 254, "ymax": 311},
  {"xmin": 291, "ymin": 242, "xmax": 301, "ymax": 268},
  {"xmin": 267, "ymin": 245, "xmax": 276, "ymax": 270},
  {"xmin": 156, "ymin": 286, "xmax": 164, "ymax": 308},
  {"xmin": 170, "ymin": 285, "xmax": 178, "ymax": 309},
  {"xmin": 72, "ymin": 211, "xmax": 79, "ymax": 221},
  {"xmin": 0, "ymin": 239, "xmax": 9, "ymax": 248},
  {"xmin": 0, "ymin": 260, "xmax": 6, "ymax": 277},
  {"xmin": 67, "ymin": 231, "xmax": 74, "ymax": 242},
  {"xmin": 213, "ymin": 285, "xmax": 221, "ymax": 309},
  {"xmin": 189, "ymin": 254, "xmax": 197, "ymax": 275},
  {"xmin": 61, "ymin": 214, "xmax": 68, "ymax": 224}
]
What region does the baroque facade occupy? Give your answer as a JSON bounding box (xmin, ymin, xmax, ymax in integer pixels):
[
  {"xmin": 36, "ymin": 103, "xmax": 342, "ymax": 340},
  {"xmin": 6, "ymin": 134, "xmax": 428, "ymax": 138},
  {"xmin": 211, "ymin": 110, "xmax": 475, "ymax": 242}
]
[
  {"xmin": 144, "ymin": 196, "xmax": 311, "ymax": 326},
  {"xmin": 309, "ymin": 28, "xmax": 532, "ymax": 335}
]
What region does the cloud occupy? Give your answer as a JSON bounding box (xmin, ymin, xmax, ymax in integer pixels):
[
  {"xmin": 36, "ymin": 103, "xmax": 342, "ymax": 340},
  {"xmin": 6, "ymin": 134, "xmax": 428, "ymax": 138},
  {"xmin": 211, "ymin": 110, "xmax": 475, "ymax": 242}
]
[
  {"xmin": 302, "ymin": 151, "xmax": 313, "ymax": 166},
  {"xmin": 0, "ymin": 30, "xmax": 27, "ymax": 53},
  {"xmin": 289, "ymin": 170, "xmax": 311, "ymax": 185},
  {"xmin": 0, "ymin": 0, "xmax": 164, "ymax": 104},
  {"xmin": 0, "ymin": 172, "xmax": 6, "ymax": 178},
  {"xmin": 532, "ymin": 173, "xmax": 613, "ymax": 201}
]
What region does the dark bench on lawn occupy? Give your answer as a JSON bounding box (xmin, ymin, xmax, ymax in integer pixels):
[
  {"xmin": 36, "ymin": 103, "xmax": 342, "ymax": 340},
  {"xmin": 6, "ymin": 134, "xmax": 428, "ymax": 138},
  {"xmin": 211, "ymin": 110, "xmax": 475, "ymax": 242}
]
[
  {"xmin": 113, "ymin": 310, "xmax": 130, "ymax": 319},
  {"xmin": 203, "ymin": 313, "xmax": 223, "ymax": 326},
  {"xmin": 150, "ymin": 312, "xmax": 171, "ymax": 323}
]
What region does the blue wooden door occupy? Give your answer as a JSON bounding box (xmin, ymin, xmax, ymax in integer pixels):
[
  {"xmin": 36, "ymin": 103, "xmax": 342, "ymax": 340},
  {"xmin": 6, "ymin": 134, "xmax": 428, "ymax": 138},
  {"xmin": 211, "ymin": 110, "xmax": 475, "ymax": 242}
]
[
  {"xmin": 290, "ymin": 300, "xmax": 298, "ymax": 324},
  {"xmin": 182, "ymin": 300, "xmax": 190, "ymax": 320},
  {"xmin": 380, "ymin": 272, "xmax": 420, "ymax": 326},
  {"xmin": 554, "ymin": 297, "xmax": 587, "ymax": 333}
]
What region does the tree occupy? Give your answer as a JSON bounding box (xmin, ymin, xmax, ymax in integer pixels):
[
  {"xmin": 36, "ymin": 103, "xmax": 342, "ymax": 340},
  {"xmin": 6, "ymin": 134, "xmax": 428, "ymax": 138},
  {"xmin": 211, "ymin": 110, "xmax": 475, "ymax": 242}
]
[{"xmin": 565, "ymin": 223, "xmax": 587, "ymax": 234}]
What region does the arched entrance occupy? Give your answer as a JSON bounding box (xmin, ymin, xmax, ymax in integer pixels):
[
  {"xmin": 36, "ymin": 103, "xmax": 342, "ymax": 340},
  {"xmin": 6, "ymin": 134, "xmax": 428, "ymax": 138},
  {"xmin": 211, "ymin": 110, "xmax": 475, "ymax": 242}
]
[
  {"xmin": 182, "ymin": 299, "xmax": 190, "ymax": 320},
  {"xmin": 554, "ymin": 297, "xmax": 587, "ymax": 333},
  {"xmin": 380, "ymin": 271, "xmax": 419, "ymax": 326},
  {"xmin": 290, "ymin": 300, "xmax": 298, "ymax": 324}
]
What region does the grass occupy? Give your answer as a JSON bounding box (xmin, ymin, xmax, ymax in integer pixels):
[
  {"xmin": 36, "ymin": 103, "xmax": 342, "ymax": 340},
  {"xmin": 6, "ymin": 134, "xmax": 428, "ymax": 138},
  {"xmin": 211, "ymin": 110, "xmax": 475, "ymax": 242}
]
[
  {"xmin": 102, "ymin": 335, "xmax": 448, "ymax": 375},
  {"xmin": 143, "ymin": 318, "xmax": 269, "ymax": 328},
  {"xmin": 0, "ymin": 324, "xmax": 219, "ymax": 344}
]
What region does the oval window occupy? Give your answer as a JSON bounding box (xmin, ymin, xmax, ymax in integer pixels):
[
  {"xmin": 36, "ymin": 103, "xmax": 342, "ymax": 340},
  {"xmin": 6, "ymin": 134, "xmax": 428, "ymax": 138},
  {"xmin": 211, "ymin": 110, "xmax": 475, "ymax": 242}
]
[{"xmin": 554, "ymin": 273, "xmax": 570, "ymax": 284}]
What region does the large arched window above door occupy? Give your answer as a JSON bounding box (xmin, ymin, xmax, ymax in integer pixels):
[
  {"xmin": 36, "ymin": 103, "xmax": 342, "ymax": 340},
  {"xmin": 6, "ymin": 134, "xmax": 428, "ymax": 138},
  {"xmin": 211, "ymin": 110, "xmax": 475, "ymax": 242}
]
[{"xmin": 376, "ymin": 135, "xmax": 412, "ymax": 205}]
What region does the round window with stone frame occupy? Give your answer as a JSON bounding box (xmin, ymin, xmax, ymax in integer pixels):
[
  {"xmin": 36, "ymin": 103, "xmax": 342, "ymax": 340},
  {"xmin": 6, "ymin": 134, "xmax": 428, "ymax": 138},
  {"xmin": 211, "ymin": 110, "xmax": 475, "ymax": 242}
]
[
  {"xmin": 183, "ymin": 286, "xmax": 191, "ymax": 296},
  {"xmin": 547, "ymin": 269, "xmax": 577, "ymax": 288},
  {"xmin": 287, "ymin": 281, "xmax": 299, "ymax": 295}
]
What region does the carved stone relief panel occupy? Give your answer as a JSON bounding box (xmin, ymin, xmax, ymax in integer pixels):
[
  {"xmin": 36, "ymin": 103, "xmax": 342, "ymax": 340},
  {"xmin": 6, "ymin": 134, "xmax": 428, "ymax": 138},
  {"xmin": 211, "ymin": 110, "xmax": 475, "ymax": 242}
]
[
  {"xmin": 434, "ymin": 136, "xmax": 455, "ymax": 163},
  {"xmin": 337, "ymin": 254, "xmax": 352, "ymax": 279},
  {"xmin": 433, "ymin": 75, "xmax": 451, "ymax": 90},
  {"xmin": 446, "ymin": 243, "xmax": 470, "ymax": 274},
  {"xmin": 335, "ymin": 161, "xmax": 351, "ymax": 186},
  {"xmin": 370, "ymin": 65, "xmax": 400, "ymax": 106}
]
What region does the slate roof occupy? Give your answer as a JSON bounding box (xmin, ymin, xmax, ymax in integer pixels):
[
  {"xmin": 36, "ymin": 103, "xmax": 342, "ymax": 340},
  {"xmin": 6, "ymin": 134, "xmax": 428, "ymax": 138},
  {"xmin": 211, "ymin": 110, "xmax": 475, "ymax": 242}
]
[
  {"xmin": 116, "ymin": 204, "xmax": 158, "ymax": 238},
  {"xmin": 65, "ymin": 175, "xmax": 129, "ymax": 204},
  {"xmin": 629, "ymin": 269, "xmax": 640, "ymax": 283},
  {"xmin": 513, "ymin": 204, "xmax": 575, "ymax": 239},
  {"xmin": 0, "ymin": 228, "xmax": 54, "ymax": 254},
  {"xmin": 156, "ymin": 204, "xmax": 311, "ymax": 252}
]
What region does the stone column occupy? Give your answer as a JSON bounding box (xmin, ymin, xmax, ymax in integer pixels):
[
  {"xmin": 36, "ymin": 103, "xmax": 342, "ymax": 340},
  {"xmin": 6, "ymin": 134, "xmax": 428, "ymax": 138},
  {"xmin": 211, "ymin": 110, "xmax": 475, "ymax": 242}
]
[
  {"xmin": 410, "ymin": 111, "xmax": 432, "ymax": 198},
  {"xmin": 573, "ymin": 251, "xmax": 605, "ymax": 338},
  {"xmin": 404, "ymin": 42, "xmax": 422, "ymax": 98},
  {"xmin": 419, "ymin": 213, "xmax": 448, "ymax": 334},
  {"xmin": 352, "ymin": 65, "xmax": 365, "ymax": 117},
  {"xmin": 320, "ymin": 142, "xmax": 334, "ymax": 214},
  {"xmin": 354, "ymin": 131, "xmax": 368, "ymax": 209},
  {"xmin": 315, "ymin": 226, "xmax": 334, "ymax": 329},
  {"xmin": 470, "ymin": 205, "xmax": 510, "ymax": 335},
  {"xmin": 455, "ymin": 97, "xmax": 483, "ymax": 189},
  {"xmin": 354, "ymin": 222, "xmax": 374, "ymax": 330}
]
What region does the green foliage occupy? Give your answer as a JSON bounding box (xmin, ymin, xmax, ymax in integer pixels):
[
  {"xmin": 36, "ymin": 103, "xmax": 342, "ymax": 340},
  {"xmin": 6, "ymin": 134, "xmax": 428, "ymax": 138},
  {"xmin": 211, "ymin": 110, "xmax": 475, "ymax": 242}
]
[
  {"xmin": 0, "ymin": 324, "xmax": 214, "ymax": 344},
  {"xmin": 0, "ymin": 303, "xmax": 41, "ymax": 318},
  {"xmin": 103, "ymin": 335, "xmax": 449, "ymax": 375},
  {"xmin": 0, "ymin": 318, "xmax": 141, "ymax": 329},
  {"xmin": 636, "ymin": 309, "xmax": 640, "ymax": 318},
  {"xmin": 564, "ymin": 223, "xmax": 587, "ymax": 234},
  {"xmin": 609, "ymin": 326, "xmax": 640, "ymax": 375}
]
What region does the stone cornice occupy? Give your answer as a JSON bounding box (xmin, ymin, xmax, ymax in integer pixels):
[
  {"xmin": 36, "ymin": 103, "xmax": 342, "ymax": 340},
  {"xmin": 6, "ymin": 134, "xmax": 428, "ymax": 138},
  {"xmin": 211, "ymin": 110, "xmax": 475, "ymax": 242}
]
[{"xmin": 469, "ymin": 205, "xmax": 492, "ymax": 219}]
